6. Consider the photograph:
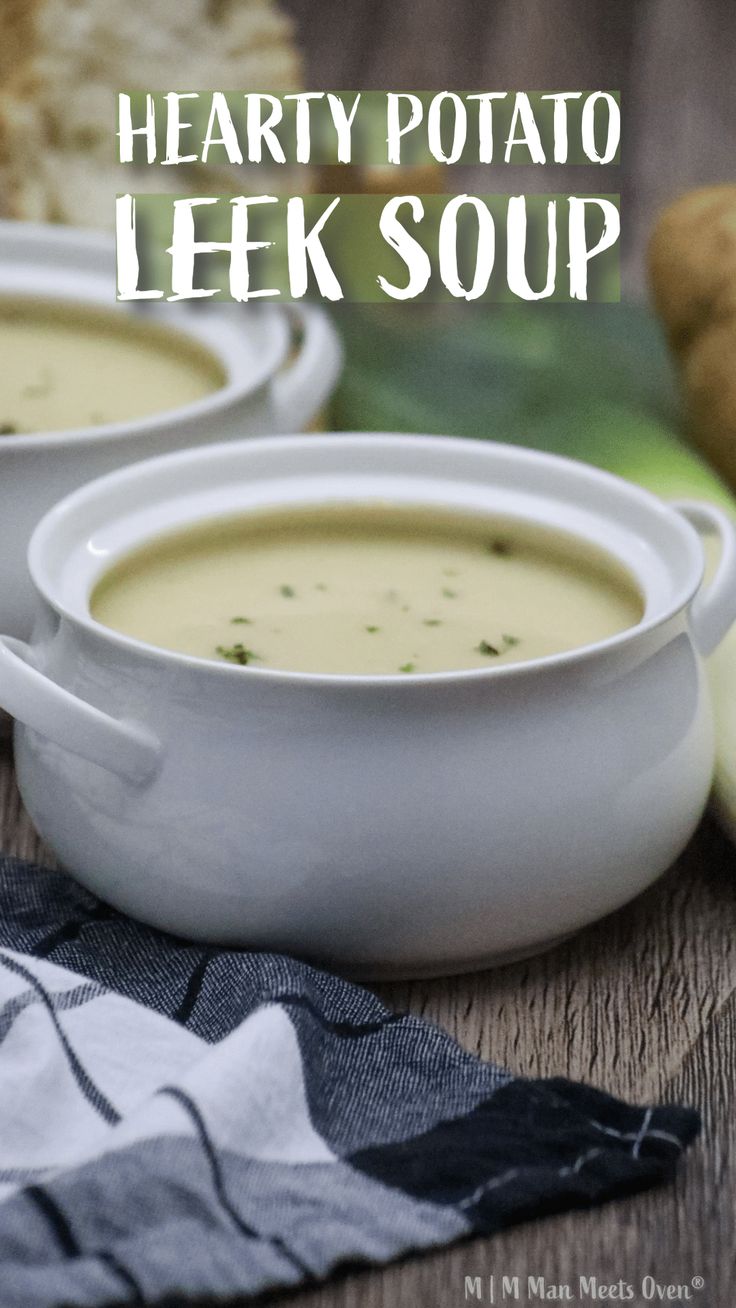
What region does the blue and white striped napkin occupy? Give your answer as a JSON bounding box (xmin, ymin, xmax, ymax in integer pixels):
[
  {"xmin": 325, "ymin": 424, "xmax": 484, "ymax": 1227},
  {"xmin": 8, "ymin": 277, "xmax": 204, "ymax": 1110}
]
[{"xmin": 0, "ymin": 857, "xmax": 699, "ymax": 1307}]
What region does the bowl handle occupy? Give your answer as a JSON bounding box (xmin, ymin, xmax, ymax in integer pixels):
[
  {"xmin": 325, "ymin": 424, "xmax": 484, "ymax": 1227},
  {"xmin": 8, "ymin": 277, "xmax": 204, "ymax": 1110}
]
[
  {"xmin": 671, "ymin": 500, "xmax": 736, "ymax": 656},
  {"xmin": 269, "ymin": 304, "xmax": 343, "ymax": 431},
  {"xmin": 0, "ymin": 636, "xmax": 161, "ymax": 785}
]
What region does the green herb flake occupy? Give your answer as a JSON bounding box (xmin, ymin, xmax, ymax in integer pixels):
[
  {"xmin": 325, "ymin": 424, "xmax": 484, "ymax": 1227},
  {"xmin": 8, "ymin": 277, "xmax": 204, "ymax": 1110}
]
[
  {"xmin": 279, "ymin": 585, "xmax": 296, "ymax": 598},
  {"xmin": 476, "ymin": 640, "xmax": 500, "ymax": 657},
  {"xmin": 365, "ymin": 625, "xmax": 380, "ymax": 633},
  {"xmin": 442, "ymin": 587, "xmax": 458, "ymax": 599},
  {"xmin": 216, "ymin": 643, "xmax": 260, "ymax": 666},
  {"xmin": 487, "ymin": 538, "xmax": 512, "ymax": 557},
  {"xmin": 0, "ymin": 423, "xmax": 17, "ymax": 435},
  {"xmin": 399, "ymin": 662, "xmax": 415, "ymax": 674},
  {"xmin": 230, "ymin": 616, "xmax": 251, "ymax": 625},
  {"xmin": 423, "ymin": 618, "xmax": 442, "ymax": 626},
  {"xmin": 315, "ymin": 583, "xmax": 328, "ymax": 592},
  {"xmin": 502, "ymin": 633, "xmax": 520, "ymax": 647}
]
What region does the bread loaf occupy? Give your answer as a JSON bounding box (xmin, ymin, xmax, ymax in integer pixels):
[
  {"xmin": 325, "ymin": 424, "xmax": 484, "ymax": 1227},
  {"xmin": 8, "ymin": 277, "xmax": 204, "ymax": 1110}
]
[{"xmin": 0, "ymin": 0, "xmax": 302, "ymax": 228}]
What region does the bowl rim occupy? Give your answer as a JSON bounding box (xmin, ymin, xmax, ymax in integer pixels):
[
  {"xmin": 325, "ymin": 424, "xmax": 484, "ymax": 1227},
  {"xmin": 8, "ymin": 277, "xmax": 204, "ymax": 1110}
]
[
  {"xmin": 0, "ymin": 219, "xmax": 291, "ymax": 450},
  {"xmin": 26, "ymin": 432, "xmax": 707, "ymax": 688}
]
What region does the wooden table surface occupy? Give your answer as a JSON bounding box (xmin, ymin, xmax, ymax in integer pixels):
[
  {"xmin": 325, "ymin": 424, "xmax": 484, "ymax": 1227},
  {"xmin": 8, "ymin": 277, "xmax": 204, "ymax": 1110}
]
[{"xmin": 2, "ymin": 738, "xmax": 734, "ymax": 1305}]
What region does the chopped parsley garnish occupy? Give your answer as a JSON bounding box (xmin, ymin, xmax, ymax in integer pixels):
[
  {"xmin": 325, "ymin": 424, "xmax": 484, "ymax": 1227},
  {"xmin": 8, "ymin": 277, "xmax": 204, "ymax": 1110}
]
[
  {"xmin": 487, "ymin": 538, "xmax": 512, "ymax": 557},
  {"xmin": 423, "ymin": 618, "xmax": 442, "ymax": 626},
  {"xmin": 230, "ymin": 616, "xmax": 251, "ymax": 625},
  {"xmin": 476, "ymin": 640, "xmax": 500, "ymax": 656},
  {"xmin": 279, "ymin": 585, "xmax": 296, "ymax": 598},
  {"xmin": 0, "ymin": 423, "xmax": 18, "ymax": 435},
  {"xmin": 442, "ymin": 587, "xmax": 458, "ymax": 599},
  {"xmin": 365, "ymin": 625, "xmax": 380, "ymax": 633},
  {"xmin": 502, "ymin": 633, "xmax": 520, "ymax": 647},
  {"xmin": 216, "ymin": 643, "xmax": 260, "ymax": 666},
  {"xmin": 399, "ymin": 662, "xmax": 415, "ymax": 673}
]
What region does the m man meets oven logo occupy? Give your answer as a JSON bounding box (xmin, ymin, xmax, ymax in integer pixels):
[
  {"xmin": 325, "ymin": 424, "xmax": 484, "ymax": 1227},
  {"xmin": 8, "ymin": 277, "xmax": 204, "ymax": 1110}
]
[{"xmin": 463, "ymin": 1274, "xmax": 706, "ymax": 1302}]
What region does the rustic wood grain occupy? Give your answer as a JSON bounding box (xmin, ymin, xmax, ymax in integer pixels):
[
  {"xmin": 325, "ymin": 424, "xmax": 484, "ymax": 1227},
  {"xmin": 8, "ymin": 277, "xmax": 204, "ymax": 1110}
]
[
  {"xmin": 2, "ymin": 731, "xmax": 735, "ymax": 1304},
  {"xmin": 0, "ymin": 740, "xmax": 53, "ymax": 864}
]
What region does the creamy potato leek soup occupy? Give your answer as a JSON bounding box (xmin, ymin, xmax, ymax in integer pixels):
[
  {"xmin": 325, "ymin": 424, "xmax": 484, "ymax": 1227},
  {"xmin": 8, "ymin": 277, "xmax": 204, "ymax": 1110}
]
[
  {"xmin": 90, "ymin": 504, "xmax": 644, "ymax": 676},
  {"xmin": 0, "ymin": 298, "xmax": 225, "ymax": 435}
]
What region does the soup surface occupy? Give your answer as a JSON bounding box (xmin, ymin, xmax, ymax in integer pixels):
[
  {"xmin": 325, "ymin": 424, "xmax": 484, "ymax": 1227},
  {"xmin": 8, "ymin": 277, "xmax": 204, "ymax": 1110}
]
[
  {"xmin": 0, "ymin": 297, "xmax": 225, "ymax": 434},
  {"xmin": 91, "ymin": 504, "xmax": 644, "ymax": 675}
]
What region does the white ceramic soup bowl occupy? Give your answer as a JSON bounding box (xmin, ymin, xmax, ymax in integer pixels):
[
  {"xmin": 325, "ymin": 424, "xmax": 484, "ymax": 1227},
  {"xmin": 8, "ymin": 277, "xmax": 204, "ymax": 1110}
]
[
  {"xmin": 0, "ymin": 221, "xmax": 342, "ymax": 638},
  {"xmin": 2, "ymin": 433, "xmax": 736, "ymax": 979}
]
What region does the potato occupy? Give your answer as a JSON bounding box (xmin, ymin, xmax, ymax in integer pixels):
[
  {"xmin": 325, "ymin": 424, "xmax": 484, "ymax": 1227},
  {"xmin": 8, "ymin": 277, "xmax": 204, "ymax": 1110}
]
[
  {"xmin": 649, "ymin": 185, "xmax": 736, "ymax": 351},
  {"xmin": 680, "ymin": 317, "xmax": 736, "ymax": 485},
  {"xmin": 649, "ymin": 185, "xmax": 736, "ymax": 488}
]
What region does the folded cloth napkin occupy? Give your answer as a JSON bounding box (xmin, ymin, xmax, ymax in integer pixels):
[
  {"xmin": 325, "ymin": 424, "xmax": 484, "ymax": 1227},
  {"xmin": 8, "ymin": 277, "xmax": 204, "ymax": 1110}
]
[{"xmin": 0, "ymin": 857, "xmax": 699, "ymax": 1308}]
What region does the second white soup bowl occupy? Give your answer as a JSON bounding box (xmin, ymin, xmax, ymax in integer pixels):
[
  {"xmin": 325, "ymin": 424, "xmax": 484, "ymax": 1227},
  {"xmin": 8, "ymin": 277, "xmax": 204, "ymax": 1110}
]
[
  {"xmin": 1, "ymin": 434, "xmax": 736, "ymax": 978},
  {"xmin": 0, "ymin": 221, "xmax": 342, "ymax": 638}
]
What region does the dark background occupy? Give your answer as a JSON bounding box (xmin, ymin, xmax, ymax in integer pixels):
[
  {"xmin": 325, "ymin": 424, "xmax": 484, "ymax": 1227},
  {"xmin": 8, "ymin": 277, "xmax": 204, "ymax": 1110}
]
[{"xmin": 281, "ymin": 0, "xmax": 736, "ymax": 296}]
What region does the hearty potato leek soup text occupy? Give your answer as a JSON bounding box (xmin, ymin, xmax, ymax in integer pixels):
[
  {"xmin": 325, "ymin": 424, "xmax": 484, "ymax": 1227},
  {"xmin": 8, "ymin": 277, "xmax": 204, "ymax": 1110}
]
[
  {"xmin": 91, "ymin": 505, "xmax": 643, "ymax": 675},
  {"xmin": 0, "ymin": 298, "xmax": 225, "ymax": 435}
]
